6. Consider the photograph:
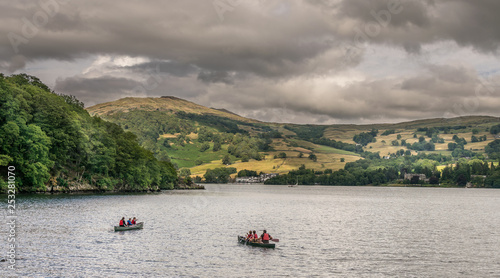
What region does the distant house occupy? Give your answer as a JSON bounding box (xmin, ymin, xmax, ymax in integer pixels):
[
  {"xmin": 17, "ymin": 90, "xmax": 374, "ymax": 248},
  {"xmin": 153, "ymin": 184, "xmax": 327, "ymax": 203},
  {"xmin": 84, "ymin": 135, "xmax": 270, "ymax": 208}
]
[
  {"xmin": 235, "ymin": 173, "xmax": 279, "ymax": 183},
  {"xmin": 404, "ymin": 173, "xmax": 428, "ymax": 182}
]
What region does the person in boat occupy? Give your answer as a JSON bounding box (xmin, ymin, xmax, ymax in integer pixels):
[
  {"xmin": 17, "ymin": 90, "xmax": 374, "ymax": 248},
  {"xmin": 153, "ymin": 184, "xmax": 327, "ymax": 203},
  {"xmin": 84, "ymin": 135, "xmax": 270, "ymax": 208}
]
[
  {"xmin": 260, "ymin": 230, "xmax": 272, "ymax": 243},
  {"xmin": 119, "ymin": 217, "xmax": 127, "ymax": 227},
  {"xmin": 251, "ymin": 230, "xmax": 259, "ymax": 242},
  {"xmin": 246, "ymin": 230, "xmax": 253, "ymax": 241},
  {"xmin": 131, "ymin": 217, "xmax": 137, "ymax": 225},
  {"xmin": 127, "ymin": 218, "xmax": 133, "ymax": 226}
]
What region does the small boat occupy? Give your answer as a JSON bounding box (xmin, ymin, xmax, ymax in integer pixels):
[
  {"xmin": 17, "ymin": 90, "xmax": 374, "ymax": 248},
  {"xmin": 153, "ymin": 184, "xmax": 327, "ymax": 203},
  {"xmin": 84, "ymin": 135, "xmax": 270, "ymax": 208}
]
[
  {"xmin": 114, "ymin": 222, "xmax": 144, "ymax": 232},
  {"xmin": 238, "ymin": 236, "xmax": 275, "ymax": 248}
]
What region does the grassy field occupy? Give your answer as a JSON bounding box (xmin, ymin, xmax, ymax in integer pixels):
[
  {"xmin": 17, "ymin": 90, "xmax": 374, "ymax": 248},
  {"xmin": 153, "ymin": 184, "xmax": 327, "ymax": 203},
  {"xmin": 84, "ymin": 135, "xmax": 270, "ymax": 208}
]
[
  {"xmin": 188, "ymin": 138, "xmax": 360, "ymax": 177},
  {"xmin": 168, "ymin": 142, "xmax": 237, "ymax": 169}
]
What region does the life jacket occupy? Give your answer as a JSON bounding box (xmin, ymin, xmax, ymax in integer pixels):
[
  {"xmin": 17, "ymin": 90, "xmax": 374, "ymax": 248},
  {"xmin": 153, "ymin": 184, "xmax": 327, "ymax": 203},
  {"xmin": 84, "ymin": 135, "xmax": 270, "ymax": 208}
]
[
  {"xmin": 262, "ymin": 233, "xmax": 270, "ymax": 241},
  {"xmin": 253, "ymin": 234, "xmax": 258, "ymax": 239},
  {"xmin": 119, "ymin": 219, "xmax": 124, "ymax": 226},
  {"xmin": 132, "ymin": 219, "xmax": 136, "ymax": 225}
]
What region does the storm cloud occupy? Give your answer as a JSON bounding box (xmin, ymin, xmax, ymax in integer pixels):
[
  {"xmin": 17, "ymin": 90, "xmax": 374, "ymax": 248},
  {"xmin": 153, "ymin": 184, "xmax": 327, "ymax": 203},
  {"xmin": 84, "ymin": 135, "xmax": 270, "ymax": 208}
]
[{"xmin": 1, "ymin": 0, "xmax": 500, "ymax": 123}]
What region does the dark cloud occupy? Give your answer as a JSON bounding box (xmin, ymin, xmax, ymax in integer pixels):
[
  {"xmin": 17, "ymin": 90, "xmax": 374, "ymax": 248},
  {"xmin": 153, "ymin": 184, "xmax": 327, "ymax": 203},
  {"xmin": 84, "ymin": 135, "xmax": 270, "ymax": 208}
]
[
  {"xmin": 1, "ymin": 0, "xmax": 500, "ymax": 123},
  {"xmin": 54, "ymin": 75, "xmax": 142, "ymax": 106},
  {"xmin": 197, "ymin": 71, "xmax": 233, "ymax": 84}
]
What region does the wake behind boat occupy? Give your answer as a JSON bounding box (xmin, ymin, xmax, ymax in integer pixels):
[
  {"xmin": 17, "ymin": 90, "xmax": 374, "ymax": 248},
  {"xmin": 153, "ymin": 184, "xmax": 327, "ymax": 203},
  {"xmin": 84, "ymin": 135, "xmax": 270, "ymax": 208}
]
[{"xmin": 114, "ymin": 222, "xmax": 144, "ymax": 232}]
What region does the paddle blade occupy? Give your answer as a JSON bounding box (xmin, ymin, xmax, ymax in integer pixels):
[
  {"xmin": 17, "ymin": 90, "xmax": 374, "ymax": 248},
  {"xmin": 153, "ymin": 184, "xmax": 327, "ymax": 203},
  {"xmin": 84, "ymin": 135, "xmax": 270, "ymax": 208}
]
[{"xmin": 271, "ymin": 239, "xmax": 279, "ymax": 242}]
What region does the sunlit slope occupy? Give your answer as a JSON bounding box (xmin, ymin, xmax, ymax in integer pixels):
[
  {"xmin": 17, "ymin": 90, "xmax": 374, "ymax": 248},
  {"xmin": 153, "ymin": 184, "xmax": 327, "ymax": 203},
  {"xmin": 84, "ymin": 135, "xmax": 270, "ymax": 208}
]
[{"xmin": 87, "ymin": 96, "xmax": 260, "ymax": 124}]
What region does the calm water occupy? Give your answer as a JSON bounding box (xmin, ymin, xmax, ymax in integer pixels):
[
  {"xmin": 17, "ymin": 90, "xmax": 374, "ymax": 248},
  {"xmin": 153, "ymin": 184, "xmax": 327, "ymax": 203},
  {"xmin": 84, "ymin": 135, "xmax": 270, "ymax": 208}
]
[{"xmin": 1, "ymin": 185, "xmax": 500, "ymax": 277}]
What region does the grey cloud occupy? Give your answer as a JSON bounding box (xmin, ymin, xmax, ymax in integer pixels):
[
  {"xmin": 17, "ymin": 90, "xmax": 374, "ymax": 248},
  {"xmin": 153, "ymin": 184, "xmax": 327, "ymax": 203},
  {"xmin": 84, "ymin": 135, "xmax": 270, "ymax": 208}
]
[
  {"xmin": 54, "ymin": 75, "xmax": 143, "ymax": 106},
  {"xmin": 126, "ymin": 61, "xmax": 198, "ymax": 78},
  {"xmin": 197, "ymin": 71, "xmax": 233, "ymax": 84}
]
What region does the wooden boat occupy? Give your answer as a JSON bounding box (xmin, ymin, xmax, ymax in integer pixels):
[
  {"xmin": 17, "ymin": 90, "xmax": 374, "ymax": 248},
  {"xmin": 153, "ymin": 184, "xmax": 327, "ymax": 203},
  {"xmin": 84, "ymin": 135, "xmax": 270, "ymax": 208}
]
[
  {"xmin": 238, "ymin": 236, "xmax": 275, "ymax": 248},
  {"xmin": 114, "ymin": 222, "xmax": 144, "ymax": 232}
]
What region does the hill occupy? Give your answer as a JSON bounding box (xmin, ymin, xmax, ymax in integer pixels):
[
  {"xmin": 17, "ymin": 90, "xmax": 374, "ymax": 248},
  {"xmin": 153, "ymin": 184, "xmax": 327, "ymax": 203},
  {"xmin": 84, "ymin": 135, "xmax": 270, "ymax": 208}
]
[
  {"xmin": 87, "ymin": 97, "xmax": 500, "ymax": 184},
  {"xmin": 87, "ymin": 96, "xmax": 260, "ymax": 124}
]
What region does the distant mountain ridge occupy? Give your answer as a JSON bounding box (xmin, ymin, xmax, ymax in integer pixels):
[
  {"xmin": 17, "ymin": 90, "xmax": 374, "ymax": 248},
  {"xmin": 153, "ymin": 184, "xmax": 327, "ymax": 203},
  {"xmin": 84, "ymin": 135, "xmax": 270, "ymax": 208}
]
[
  {"xmin": 87, "ymin": 96, "xmax": 500, "ymax": 129},
  {"xmin": 87, "ymin": 96, "xmax": 260, "ymax": 124}
]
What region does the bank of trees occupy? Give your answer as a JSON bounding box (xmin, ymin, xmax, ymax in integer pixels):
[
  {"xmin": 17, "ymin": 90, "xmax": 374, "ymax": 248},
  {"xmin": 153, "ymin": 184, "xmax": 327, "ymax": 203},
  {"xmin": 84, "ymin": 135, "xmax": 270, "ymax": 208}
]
[
  {"xmin": 265, "ymin": 151, "xmax": 500, "ymax": 188},
  {"xmin": 0, "ymin": 74, "xmax": 177, "ymax": 192}
]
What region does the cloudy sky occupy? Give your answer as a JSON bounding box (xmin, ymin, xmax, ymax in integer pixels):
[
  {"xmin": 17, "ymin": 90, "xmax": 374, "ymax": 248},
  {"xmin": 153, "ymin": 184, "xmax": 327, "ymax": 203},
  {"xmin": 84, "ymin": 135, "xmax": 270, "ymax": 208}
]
[{"xmin": 1, "ymin": 0, "xmax": 500, "ymax": 124}]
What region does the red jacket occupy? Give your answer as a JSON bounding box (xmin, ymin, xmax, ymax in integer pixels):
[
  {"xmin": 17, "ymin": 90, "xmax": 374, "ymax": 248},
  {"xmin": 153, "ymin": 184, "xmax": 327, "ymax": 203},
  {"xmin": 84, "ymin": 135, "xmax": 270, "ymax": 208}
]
[{"xmin": 262, "ymin": 233, "xmax": 270, "ymax": 241}]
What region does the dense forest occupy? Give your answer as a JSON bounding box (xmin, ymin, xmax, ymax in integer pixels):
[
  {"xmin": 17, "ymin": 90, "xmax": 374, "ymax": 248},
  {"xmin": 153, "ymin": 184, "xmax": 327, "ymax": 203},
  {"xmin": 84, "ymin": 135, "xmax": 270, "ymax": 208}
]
[{"xmin": 0, "ymin": 74, "xmax": 177, "ymax": 193}]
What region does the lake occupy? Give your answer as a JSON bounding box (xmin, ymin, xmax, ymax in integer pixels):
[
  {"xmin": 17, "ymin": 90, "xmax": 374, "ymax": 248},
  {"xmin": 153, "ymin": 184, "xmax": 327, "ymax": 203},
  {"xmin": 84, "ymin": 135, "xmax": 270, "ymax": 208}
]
[{"xmin": 2, "ymin": 185, "xmax": 500, "ymax": 277}]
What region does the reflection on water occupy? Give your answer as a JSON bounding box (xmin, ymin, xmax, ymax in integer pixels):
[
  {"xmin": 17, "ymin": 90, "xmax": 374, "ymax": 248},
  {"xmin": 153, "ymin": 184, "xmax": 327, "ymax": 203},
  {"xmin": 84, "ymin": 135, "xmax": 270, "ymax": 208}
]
[{"xmin": 2, "ymin": 185, "xmax": 500, "ymax": 277}]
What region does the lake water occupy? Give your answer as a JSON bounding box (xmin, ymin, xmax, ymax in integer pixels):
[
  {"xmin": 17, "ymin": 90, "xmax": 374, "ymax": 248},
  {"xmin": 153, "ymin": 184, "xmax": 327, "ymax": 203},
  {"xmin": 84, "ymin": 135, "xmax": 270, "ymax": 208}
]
[{"xmin": 2, "ymin": 185, "xmax": 500, "ymax": 277}]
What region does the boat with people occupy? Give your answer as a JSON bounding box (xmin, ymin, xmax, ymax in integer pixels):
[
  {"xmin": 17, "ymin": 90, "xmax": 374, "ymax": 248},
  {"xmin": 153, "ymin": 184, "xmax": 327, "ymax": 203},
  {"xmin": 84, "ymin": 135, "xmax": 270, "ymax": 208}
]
[
  {"xmin": 114, "ymin": 222, "xmax": 144, "ymax": 232},
  {"xmin": 238, "ymin": 236, "xmax": 276, "ymax": 248}
]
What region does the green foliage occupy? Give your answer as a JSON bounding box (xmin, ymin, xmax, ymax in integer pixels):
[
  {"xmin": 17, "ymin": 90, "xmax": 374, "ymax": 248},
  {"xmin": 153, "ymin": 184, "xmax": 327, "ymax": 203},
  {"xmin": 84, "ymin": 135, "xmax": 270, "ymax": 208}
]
[
  {"xmin": 222, "ymin": 154, "xmax": 232, "ymax": 165},
  {"xmin": 283, "ymin": 125, "xmax": 326, "ymax": 139},
  {"xmin": 485, "ymin": 140, "xmax": 500, "ymax": 160},
  {"xmin": 238, "ymin": 169, "xmax": 258, "ymax": 177},
  {"xmin": 485, "ymin": 168, "xmax": 500, "ymax": 188},
  {"xmin": 213, "ymin": 141, "xmax": 222, "ymax": 152},
  {"xmin": 490, "ymin": 124, "xmax": 500, "ymax": 135},
  {"xmin": 227, "ymin": 134, "xmax": 263, "ymax": 160},
  {"xmin": 179, "ymin": 168, "xmax": 191, "ymax": 177},
  {"xmin": 0, "ymin": 74, "xmax": 177, "ymax": 192},
  {"xmin": 200, "ymin": 142, "xmax": 210, "ymax": 152},
  {"xmin": 407, "ymin": 138, "xmax": 435, "ymax": 151},
  {"xmin": 353, "ymin": 131, "xmax": 377, "ymax": 146},
  {"xmin": 308, "ymin": 153, "xmax": 317, "ymax": 162},
  {"xmin": 176, "ymin": 111, "xmax": 249, "ymax": 134},
  {"xmin": 204, "ymin": 167, "xmax": 237, "ymax": 183},
  {"xmin": 381, "ymin": 129, "xmax": 396, "ymax": 136},
  {"xmin": 308, "ymin": 137, "xmax": 363, "ymax": 153}
]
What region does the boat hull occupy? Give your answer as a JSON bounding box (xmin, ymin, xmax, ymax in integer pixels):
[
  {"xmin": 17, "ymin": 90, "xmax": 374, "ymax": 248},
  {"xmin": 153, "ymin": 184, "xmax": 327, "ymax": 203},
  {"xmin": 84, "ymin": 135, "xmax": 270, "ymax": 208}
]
[
  {"xmin": 114, "ymin": 222, "xmax": 144, "ymax": 232},
  {"xmin": 238, "ymin": 236, "xmax": 275, "ymax": 248}
]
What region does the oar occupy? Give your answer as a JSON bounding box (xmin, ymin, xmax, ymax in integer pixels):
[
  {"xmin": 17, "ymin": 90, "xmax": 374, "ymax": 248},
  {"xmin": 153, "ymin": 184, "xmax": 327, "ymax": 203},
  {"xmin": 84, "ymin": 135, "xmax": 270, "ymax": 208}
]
[{"xmin": 271, "ymin": 239, "xmax": 279, "ymax": 242}]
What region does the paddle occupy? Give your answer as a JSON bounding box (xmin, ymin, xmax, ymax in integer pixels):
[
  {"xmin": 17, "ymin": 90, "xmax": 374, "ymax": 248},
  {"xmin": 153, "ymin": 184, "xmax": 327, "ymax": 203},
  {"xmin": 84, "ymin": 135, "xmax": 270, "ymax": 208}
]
[{"xmin": 270, "ymin": 238, "xmax": 279, "ymax": 242}]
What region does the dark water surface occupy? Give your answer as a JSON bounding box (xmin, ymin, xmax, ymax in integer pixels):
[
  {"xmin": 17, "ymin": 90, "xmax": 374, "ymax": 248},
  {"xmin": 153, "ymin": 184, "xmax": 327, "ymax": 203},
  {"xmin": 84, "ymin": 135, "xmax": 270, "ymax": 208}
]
[{"xmin": 2, "ymin": 185, "xmax": 500, "ymax": 277}]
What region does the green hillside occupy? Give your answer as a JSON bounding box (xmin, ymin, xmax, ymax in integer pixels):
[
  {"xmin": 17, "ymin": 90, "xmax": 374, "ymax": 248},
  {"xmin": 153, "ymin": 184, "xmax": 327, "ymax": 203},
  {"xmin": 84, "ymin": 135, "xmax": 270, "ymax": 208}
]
[{"xmin": 87, "ymin": 96, "xmax": 500, "ymax": 187}]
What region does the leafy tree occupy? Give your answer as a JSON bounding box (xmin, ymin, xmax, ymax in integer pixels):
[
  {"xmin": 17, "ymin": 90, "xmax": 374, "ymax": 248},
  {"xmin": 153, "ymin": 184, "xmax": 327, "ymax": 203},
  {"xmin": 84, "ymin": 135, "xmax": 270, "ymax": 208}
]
[
  {"xmin": 213, "ymin": 141, "xmax": 222, "ymax": 152},
  {"xmin": 308, "ymin": 153, "xmax": 317, "ymax": 162},
  {"xmin": 222, "ymin": 154, "xmax": 232, "ymax": 165},
  {"xmin": 490, "ymin": 124, "xmax": 500, "ymax": 135},
  {"xmin": 200, "ymin": 142, "xmax": 210, "ymax": 152},
  {"xmin": 179, "ymin": 168, "xmax": 191, "ymax": 177},
  {"xmin": 353, "ymin": 132, "xmax": 376, "ymax": 146},
  {"xmin": 485, "ymin": 140, "xmax": 500, "ymax": 160}
]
